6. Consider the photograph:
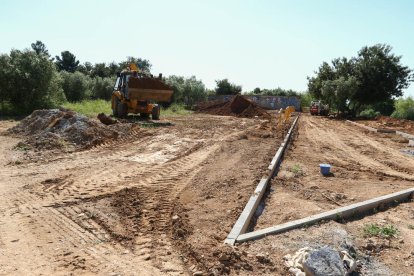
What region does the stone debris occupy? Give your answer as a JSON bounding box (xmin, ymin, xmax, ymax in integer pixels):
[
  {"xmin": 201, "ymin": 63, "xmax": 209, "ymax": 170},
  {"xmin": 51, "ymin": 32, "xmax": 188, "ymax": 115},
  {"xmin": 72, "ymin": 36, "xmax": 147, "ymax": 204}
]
[{"xmin": 284, "ymin": 246, "xmax": 356, "ymax": 276}]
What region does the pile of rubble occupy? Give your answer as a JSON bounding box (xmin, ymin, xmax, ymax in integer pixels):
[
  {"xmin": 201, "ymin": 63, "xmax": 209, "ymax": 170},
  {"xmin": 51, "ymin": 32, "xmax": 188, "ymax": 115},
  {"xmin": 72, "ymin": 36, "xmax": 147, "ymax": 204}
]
[
  {"xmin": 196, "ymin": 95, "xmax": 270, "ymax": 118},
  {"xmin": 8, "ymin": 108, "xmax": 137, "ymax": 150}
]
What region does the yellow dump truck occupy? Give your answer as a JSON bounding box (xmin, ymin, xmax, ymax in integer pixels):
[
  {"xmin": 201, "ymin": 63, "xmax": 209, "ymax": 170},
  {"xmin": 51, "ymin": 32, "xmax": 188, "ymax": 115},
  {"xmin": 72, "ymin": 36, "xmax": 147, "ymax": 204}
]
[{"xmin": 111, "ymin": 66, "xmax": 173, "ymax": 120}]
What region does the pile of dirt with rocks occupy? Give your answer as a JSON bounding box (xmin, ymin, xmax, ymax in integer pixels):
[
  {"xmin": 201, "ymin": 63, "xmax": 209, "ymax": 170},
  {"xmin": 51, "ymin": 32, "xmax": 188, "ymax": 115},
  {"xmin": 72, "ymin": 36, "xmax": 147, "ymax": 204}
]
[
  {"xmin": 8, "ymin": 108, "xmax": 138, "ymax": 150},
  {"xmin": 196, "ymin": 95, "xmax": 270, "ymax": 118}
]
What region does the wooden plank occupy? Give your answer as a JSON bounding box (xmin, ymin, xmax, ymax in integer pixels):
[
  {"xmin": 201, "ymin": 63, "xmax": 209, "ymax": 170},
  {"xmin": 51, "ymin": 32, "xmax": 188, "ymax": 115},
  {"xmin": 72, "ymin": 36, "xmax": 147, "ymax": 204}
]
[
  {"xmin": 236, "ymin": 187, "xmax": 414, "ymax": 243},
  {"xmin": 224, "ymin": 115, "xmax": 300, "ymax": 245}
]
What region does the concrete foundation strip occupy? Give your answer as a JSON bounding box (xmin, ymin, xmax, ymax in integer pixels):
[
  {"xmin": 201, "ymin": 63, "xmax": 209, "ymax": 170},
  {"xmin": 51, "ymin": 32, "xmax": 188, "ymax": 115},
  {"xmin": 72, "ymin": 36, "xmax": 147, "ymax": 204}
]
[
  {"xmin": 224, "ymin": 115, "xmax": 300, "ymax": 245},
  {"xmin": 346, "ymin": 120, "xmax": 414, "ymax": 141},
  {"xmin": 236, "ymin": 187, "xmax": 414, "ymax": 243}
]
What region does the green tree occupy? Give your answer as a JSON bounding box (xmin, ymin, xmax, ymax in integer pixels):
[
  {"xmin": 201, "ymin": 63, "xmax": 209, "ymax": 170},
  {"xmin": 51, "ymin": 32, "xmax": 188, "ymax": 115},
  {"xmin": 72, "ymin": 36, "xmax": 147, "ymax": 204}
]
[
  {"xmin": 91, "ymin": 63, "xmax": 110, "ymax": 78},
  {"xmin": 165, "ymin": 75, "xmax": 207, "ymax": 105},
  {"xmin": 118, "ymin": 57, "xmax": 151, "ymax": 73},
  {"xmin": 5, "ymin": 49, "xmax": 65, "ymax": 112},
  {"xmin": 321, "ymin": 76, "xmax": 359, "ymax": 113},
  {"xmin": 60, "ymin": 71, "xmax": 91, "ymax": 102},
  {"xmin": 391, "ymin": 97, "xmax": 414, "ymax": 120},
  {"xmin": 308, "ymin": 44, "xmax": 413, "ymax": 115},
  {"xmin": 91, "ymin": 77, "xmax": 114, "ymax": 100},
  {"xmin": 353, "ymin": 44, "xmax": 412, "ymax": 106},
  {"xmin": 182, "ymin": 76, "xmax": 206, "ymax": 105},
  {"xmin": 55, "ymin": 50, "xmax": 80, "ymax": 72},
  {"xmin": 0, "ymin": 54, "xmax": 12, "ymax": 111},
  {"xmin": 77, "ymin": 62, "xmax": 93, "ymax": 76},
  {"xmin": 31, "ymin": 40, "xmax": 52, "ymax": 58},
  {"xmin": 215, "ymin": 79, "xmax": 242, "ymax": 95}
]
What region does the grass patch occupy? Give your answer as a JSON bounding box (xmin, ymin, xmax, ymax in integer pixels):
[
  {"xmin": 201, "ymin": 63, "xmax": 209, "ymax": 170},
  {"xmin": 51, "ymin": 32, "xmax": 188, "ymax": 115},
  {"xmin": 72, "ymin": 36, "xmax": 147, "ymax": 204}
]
[
  {"xmin": 289, "ymin": 164, "xmax": 303, "ymax": 176},
  {"xmin": 408, "ymin": 224, "xmax": 414, "ymax": 230},
  {"xmin": 62, "ymin": 100, "xmax": 111, "ymax": 118},
  {"xmin": 363, "ymin": 223, "xmax": 398, "ymax": 238},
  {"xmin": 62, "ymin": 100, "xmax": 192, "ymax": 118},
  {"xmin": 14, "ymin": 142, "xmax": 31, "ymax": 151},
  {"xmin": 161, "ymin": 104, "xmax": 193, "ymax": 116}
]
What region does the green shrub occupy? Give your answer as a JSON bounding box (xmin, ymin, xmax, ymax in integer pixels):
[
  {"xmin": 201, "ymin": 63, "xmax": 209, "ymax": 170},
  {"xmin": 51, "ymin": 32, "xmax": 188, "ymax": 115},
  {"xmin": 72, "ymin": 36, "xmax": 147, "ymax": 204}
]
[
  {"xmin": 0, "ymin": 49, "xmax": 65, "ymax": 114},
  {"xmin": 359, "ymin": 108, "xmax": 380, "ymax": 119},
  {"xmin": 91, "ymin": 77, "xmax": 114, "ymax": 100},
  {"xmin": 363, "ymin": 223, "xmax": 398, "ymax": 238},
  {"xmin": 61, "ymin": 71, "xmax": 92, "ymax": 102},
  {"xmin": 391, "ymin": 97, "xmax": 414, "ymax": 120}
]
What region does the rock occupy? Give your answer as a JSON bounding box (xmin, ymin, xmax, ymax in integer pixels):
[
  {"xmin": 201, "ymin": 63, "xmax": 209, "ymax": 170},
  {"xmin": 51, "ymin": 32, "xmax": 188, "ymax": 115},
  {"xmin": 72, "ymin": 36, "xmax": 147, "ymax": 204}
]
[
  {"xmin": 172, "ymin": 215, "xmax": 179, "ymax": 221},
  {"xmin": 97, "ymin": 113, "xmax": 117, "ymax": 125},
  {"xmin": 256, "ymin": 253, "xmax": 271, "ymax": 264},
  {"xmin": 303, "ymin": 247, "xmax": 345, "ymax": 276},
  {"xmin": 193, "ymin": 271, "xmax": 203, "ymax": 276},
  {"xmin": 218, "ymin": 253, "xmax": 230, "ymax": 262},
  {"xmin": 340, "ymin": 251, "xmax": 356, "ymax": 274}
]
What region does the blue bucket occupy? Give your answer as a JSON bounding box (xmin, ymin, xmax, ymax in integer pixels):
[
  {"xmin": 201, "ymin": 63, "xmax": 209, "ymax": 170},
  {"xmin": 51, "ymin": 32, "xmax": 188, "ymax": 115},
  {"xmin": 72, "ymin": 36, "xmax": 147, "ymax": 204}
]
[{"xmin": 320, "ymin": 164, "xmax": 331, "ymax": 176}]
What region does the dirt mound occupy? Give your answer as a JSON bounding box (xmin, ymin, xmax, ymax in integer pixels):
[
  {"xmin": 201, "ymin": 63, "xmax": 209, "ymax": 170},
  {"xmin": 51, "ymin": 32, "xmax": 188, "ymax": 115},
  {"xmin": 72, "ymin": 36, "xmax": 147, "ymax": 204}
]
[
  {"xmin": 358, "ymin": 115, "xmax": 414, "ymax": 135},
  {"xmin": 8, "ymin": 109, "xmax": 138, "ymax": 150},
  {"xmin": 376, "ymin": 115, "xmax": 414, "ymax": 133},
  {"xmin": 196, "ymin": 95, "xmax": 270, "ymax": 118},
  {"xmin": 97, "ymin": 113, "xmax": 117, "ymax": 125}
]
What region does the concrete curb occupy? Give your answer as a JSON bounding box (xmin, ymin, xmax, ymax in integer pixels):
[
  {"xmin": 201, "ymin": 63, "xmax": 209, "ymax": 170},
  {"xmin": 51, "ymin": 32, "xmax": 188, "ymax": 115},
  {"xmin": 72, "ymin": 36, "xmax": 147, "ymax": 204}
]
[
  {"xmin": 347, "ymin": 120, "xmax": 414, "ymax": 144},
  {"xmin": 224, "ymin": 115, "xmax": 300, "ymax": 245},
  {"xmin": 236, "ymin": 187, "xmax": 414, "ymax": 243}
]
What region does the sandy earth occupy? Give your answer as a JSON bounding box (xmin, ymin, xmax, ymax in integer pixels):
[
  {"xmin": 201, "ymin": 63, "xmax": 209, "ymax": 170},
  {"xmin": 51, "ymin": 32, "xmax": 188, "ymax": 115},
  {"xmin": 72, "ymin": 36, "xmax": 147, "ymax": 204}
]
[
  {"xmin": 0, "ymin": 113, "xmax": 413, "ymax": 275},
  {"xmin": 240, "ymin": 115, "xmax": 414, "ymax": 275}
]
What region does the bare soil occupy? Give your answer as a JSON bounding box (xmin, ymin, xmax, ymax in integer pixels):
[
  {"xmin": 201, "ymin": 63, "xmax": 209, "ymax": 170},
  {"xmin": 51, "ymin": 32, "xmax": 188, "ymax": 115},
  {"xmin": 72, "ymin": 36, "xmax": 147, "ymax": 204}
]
[
  {"xmin": 244, "ymin": 115, "xmax": 414, "ymax": 275},
  {"xmin": 0, "ymin": 113, "xmax": 412, "ymax": 275},
  {"xmin": 357, "ymin": 115, "xmax": 414, "ymax": 135}
]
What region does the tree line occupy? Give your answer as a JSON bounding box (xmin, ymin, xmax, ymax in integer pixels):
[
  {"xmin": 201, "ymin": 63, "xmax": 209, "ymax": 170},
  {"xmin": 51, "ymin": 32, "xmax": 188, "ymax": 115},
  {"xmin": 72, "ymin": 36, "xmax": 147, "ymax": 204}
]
[
  {"xmin": 0, "ymin": 40, "xmax": 305, "ymax": 115},
  {"xmin": 307, "ymin": 44, "xmax": 414, "ymax": 118}
]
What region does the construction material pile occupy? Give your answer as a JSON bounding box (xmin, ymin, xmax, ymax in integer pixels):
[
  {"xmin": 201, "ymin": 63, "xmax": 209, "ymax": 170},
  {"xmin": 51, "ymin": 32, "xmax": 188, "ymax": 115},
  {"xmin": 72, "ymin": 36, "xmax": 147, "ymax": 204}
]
[
  {"xmin": 8, "ymin": 109, "xmax": 137, "ymax": 150},
  {"xmin": 196, "ymin": 95, "xmax": 270, "ymax": 118}
]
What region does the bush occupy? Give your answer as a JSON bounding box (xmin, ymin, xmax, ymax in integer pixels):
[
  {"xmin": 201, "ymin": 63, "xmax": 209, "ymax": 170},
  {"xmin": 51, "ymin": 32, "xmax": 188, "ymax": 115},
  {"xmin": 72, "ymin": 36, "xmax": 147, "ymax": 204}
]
[
  {"xmin": 165, "ymin": 75, "xmax": 207, "ymax": 106},
  {"xmin": 0, "ymin": 49, "xmax": 65, "ymax": 113},
  {"xmin": 359, "ymin": 108, "xmax": 380, "ymax": 119},
  {"xmin": 61, "ymin": 71, "xmax": 92, "ymax": 102},
  {"xmin": 391, "ymin": 97, "xmax": 414, "ymax": 120},
  {"xmin": 300, "ymin": 92, "xmax": 313, "ymax": 108},
  {"xmin": 363, "ymin": 224, "xmax": 398, "ymax": 238},
  {"xmin": 91, "ymin": 77, "xmax": 114, "ymax": 100}
]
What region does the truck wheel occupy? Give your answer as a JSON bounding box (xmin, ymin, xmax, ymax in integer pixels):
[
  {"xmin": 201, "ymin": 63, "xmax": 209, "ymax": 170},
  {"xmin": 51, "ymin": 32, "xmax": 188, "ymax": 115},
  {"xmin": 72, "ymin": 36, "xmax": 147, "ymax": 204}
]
[
  {"xmin": 152, "ymin": 105, "xmax": 160, "ymax": 120},
  {"xmin": 140, "ymin": 113, "xmax": 150, "ymax": 119},
  {"xmin": 117, "ymin": 102, "xmax": 128, "ymax": 118},
  {"xmin": 113, "ymin": 97, "xmax": 120, "ymax": 117}
]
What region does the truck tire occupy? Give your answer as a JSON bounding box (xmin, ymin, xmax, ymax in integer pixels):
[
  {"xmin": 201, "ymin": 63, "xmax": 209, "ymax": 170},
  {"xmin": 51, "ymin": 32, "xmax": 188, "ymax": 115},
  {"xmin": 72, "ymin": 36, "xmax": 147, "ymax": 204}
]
[
  {"xmin": 152, "ymin": 105, "xmax": 160, "ymax": 120},
  {"xmin": 117, "ymin": 102, "xmax": 128, "ymax": 118},
  {"xmin": 140, "ymin": 113, "xmax": 150, "ymax": 119},
  {"xmin": 112, "ymin": 97, "xmax": 120, "ymax": 117}
]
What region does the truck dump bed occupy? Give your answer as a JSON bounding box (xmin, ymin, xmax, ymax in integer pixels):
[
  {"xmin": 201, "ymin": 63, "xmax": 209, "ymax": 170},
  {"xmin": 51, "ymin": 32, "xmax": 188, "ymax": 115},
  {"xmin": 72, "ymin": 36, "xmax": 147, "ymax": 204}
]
[{"xmin": 128, "ymin": 77, "xmax": 173, "ymax": 102}]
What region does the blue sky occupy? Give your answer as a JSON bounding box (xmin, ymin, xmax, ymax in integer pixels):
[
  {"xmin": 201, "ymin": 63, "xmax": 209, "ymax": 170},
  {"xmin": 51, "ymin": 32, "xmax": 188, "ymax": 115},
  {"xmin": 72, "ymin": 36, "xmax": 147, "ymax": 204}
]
[{"xmin": 1, "ymin": 0, "xmax": 413, "ymax": 97}]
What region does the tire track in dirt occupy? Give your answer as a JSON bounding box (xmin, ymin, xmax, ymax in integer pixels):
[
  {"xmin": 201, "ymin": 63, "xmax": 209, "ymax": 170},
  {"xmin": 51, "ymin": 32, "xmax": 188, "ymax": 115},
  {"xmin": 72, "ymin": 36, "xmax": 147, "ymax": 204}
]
[{"xmin": 302, "ymin": 117, "xmax": 414, "ymax": 181}]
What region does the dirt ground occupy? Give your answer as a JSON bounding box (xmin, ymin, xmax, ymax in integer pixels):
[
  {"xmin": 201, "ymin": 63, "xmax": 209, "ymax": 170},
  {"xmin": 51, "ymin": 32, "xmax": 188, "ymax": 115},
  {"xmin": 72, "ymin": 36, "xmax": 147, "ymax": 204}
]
[
  {"xmin": 0, "ymin": 113, "xmax": 282, "ymax": 275},
  {"xmin": 357, "ymin": 115, "xmax": 414, "ymax": 135},
  {"xmin": 246, "ymin": 115, "xmax": 414, "ymax": 275},
  {"xmin": 0, "ymin": 113, "xmax": 413, "ymax": 275}
]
